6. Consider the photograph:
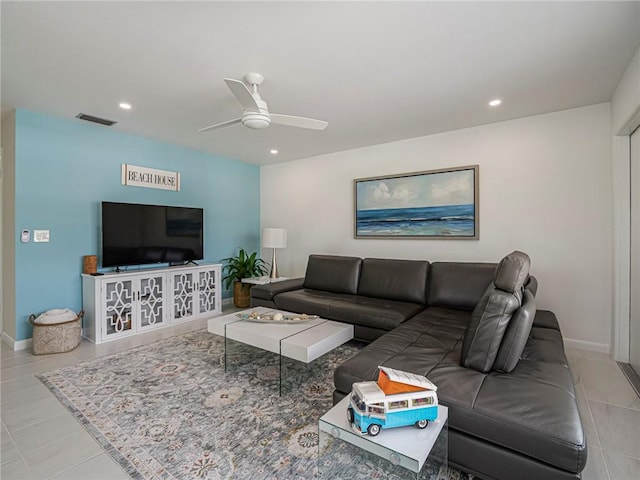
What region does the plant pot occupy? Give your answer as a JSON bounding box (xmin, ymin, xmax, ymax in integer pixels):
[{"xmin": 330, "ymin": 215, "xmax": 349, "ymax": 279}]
[{"xmin": 233, "ymin": 281, "xmax": 252, "ymax": 308}]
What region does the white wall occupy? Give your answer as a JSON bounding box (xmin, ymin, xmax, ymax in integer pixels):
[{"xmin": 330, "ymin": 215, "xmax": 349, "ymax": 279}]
[{"xmin": 261, "ymin": 104, "xmax": 612, "ymax": 351}]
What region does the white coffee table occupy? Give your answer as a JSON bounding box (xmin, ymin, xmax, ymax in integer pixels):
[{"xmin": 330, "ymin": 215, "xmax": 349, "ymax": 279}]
[
  {"xmin": 208, "ymin": 307, "xmax": 354, "ymax": 395},
  {"xmin": 318, "ymin": 396, "xmax": 448, "ymax": 479}
]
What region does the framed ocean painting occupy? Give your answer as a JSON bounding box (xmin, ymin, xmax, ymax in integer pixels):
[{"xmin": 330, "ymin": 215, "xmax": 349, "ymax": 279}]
[{"xmin": 354, "ymin": 165, "xmax": 479, "ymax": 239}]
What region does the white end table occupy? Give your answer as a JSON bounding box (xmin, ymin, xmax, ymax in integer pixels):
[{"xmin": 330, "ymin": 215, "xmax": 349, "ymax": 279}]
[
  {"xmin": 241, "ymin": 276, "xmax": 290, "ymax": 285},
  {"xmin": 318, "ymin": 396, "xmax": 448, "ymax": 479}
]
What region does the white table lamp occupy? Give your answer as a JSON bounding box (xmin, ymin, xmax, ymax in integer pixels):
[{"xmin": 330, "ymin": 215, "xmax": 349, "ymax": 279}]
[{"xmin": 262, "ymin": 228, "xmax": 287, "ymax": 279}]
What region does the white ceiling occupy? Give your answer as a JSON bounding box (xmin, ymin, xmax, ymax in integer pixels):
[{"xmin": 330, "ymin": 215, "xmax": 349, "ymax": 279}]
[{"xmin": 2, "ymin": 2, "xmax": 639, "ymax": 166}]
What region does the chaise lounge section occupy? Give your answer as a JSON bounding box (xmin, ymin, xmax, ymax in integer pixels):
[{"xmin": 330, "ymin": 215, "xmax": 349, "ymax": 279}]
[{"xmin": 250, "ymin": 253, "xmax": 587, "ymax": 479}]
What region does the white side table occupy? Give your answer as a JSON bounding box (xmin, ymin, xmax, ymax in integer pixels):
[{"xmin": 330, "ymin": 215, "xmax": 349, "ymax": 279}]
[
  {"xmin": 241, "ymin": 276, "xmax": 290, "ymax": 285},
  {"xmin": 318, "ymin": 396, "xmax": 448, "ymax": 479}
]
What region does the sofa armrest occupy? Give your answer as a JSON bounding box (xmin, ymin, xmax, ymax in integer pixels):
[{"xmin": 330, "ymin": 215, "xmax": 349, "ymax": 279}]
[{"xmin": 250, "ymin": 278, "xmax": 305, "ymax": 302}]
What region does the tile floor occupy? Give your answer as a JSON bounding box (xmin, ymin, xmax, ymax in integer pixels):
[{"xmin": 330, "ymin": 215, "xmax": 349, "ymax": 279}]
[
  {"xmin": 1, "ymin": 317, "xmax": 639, "ymax": 479},
  {"xmin": 566, "ymin": 348, "xmax": 640, "ymax": 479}
]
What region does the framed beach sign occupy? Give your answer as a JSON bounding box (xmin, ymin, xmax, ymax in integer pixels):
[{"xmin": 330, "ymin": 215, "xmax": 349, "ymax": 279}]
[{"xmin": 354, "ymin": 165, "xmax": 479, "ymax": 239}]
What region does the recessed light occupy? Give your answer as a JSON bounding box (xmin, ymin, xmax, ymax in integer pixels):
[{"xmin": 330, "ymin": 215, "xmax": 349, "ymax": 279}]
[
  {"xmin": 119, "ymin": 102, "xmax": 132, "ymax": 110},
  {"xmin": 270, "ymin": 149, "xmax": 278, "ymax": 155},
  {"xmin": 489, "ymin": 99, "xmax": 502, "ymax": 107}
]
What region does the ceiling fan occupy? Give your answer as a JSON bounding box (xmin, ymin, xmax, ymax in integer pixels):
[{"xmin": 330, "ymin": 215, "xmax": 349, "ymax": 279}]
[{"xmin": 198, "ymin": 72, "xmax": 328, "ymax": 132}]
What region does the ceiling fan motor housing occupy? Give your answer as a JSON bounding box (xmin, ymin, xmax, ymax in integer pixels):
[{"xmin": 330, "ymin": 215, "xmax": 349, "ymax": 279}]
[
  {"xmin": 242, "ymin": 112, "xmax": 271, "ymax": 129},
  {"xmin": 242, "ymin": 98, "xmax": 271, "ymax": 129}
]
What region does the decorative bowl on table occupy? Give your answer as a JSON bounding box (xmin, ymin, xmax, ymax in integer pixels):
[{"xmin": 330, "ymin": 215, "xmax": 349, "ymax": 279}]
[{"xmin": 235, "ymin": 311, "xmax": 319, "ymax": 323}]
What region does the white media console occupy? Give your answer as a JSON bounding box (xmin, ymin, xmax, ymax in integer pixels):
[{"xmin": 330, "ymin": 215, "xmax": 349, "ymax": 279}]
[{"xmin": 82, "ymin": 263, "xmax": 222, "ymax": 344}]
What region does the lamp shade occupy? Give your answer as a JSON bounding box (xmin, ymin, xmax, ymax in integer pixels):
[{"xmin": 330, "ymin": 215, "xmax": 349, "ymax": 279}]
[{"xmin": 262, "ymin": 228, "xmax": 287, "ymax": 249}]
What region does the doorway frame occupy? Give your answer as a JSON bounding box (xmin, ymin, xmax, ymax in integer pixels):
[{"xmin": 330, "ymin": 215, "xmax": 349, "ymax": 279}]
[{"xmin": 613, "ymin": 107, "xmax": 640, "ymax": 362}]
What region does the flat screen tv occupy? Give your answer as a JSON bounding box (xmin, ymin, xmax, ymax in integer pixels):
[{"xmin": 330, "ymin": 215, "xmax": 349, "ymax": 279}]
[{"xmin": 101, "ymin": 201, "xmax": 204, "ymax": 268}]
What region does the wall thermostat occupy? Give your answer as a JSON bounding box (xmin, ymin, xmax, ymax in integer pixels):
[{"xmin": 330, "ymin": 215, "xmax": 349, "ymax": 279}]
[{"xmin": 21, "ymin": 229, "xmax": 30, "ymax": 243}]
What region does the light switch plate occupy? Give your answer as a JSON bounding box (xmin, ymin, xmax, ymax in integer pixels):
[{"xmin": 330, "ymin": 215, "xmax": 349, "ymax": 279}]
[{"xmin": 34, "ymin": 230, "xmax": 50, "ymax": 242}]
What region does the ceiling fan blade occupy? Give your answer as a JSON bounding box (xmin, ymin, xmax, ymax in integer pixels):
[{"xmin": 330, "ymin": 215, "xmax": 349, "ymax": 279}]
[
  {"xmin": 270, "ymin": 113, "xmax": 328, "ymax": 130},
  {"xmin": 197, "ymin": 118, "xmax": 242, "ymax": 132},
  {"xmin": 224, "ymin": 78, "xmax": 260, "ymax": 111}
]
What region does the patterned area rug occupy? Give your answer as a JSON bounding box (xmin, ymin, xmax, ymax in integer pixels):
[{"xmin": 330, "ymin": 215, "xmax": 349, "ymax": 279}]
[{"xmin": 39, "ymin": 330, "xmax": 467, "ymax": 480}]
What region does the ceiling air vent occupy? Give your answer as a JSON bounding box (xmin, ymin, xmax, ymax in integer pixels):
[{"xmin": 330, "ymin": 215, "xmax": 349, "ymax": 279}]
[{"xmin": 75, "ymin": 113, "xmax": 117, "ymax": 126}]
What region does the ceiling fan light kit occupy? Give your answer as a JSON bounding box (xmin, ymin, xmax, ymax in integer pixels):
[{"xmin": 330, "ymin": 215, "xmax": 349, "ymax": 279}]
[
  {"xmin": 198, "ymin": 72, "xmax": 328, "ymax": 133},
  {"xmin": 242, "ymin": 112, "xmax": 271, "ymax": 129}
]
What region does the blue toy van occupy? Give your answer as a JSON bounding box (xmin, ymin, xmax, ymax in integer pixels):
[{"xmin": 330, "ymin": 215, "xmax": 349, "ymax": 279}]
[{"xmin": 347, "ymin": 366, "xmax": 438, "ymax": 436}]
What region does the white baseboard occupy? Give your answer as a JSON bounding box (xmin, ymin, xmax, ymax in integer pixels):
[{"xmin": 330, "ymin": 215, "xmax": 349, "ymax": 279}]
[
  {"xmin": 1, "ymin": 332, "xmax": 32, "ymax": 351},
  {"xmin": 563, "ymin": 337, "xmax": 610, "ymax": 354}
]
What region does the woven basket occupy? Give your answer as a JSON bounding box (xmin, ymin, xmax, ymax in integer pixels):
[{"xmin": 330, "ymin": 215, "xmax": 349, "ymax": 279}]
[{"xmin": 29, "ymin": 310, "xmax": 83, "ymax": 355}]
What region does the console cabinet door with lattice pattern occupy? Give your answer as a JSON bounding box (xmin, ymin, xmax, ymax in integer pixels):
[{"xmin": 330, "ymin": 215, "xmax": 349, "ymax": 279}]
[
  {"xmin": 169, "ymin": 270, "xmax": 197, "ymax": 322},
  {"xmin": 196, "ymin": 266, "xmax": 221, "ymax": 316},
  {"xmin": 82, "ymin": 264, "xmax": 221, "ymax": 344},
  {"xmin": 138, "ymin": 272, "xmax": 169, "ymax": 332},
  {"xmin": 168, "ymin": 265, "xmax": 222, "ymax": 323},
  {"xmin": 101, "ymin": 275, "xmax": 136, "ymax": 341}
]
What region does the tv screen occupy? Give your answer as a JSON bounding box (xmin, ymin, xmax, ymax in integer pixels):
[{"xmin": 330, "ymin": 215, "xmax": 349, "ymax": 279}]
[{"xmin": 101, "ymin": 201, "xmax": 204, "ymax": 268}]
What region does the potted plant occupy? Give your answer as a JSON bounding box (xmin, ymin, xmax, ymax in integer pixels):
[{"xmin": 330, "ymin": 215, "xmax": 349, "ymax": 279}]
[{"xmin": 221, "ymin": 248, "xmax": 268, "ymax": 308}]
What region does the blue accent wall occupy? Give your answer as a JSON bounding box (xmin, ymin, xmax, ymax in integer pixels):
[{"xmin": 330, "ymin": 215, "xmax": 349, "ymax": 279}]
[{"xmin": 14, "ymin": 109, "xmax": 260, "ymax": 341}]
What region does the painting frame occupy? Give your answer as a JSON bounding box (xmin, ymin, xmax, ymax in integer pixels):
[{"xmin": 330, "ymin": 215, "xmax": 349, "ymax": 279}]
[{"xmin": 354, "ymin": 165, "xmax": 479, "ymax": 240}]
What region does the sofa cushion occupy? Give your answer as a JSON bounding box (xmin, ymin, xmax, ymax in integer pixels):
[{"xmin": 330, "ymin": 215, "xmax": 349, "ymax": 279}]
[
  {"xmin": 524, "ymin": 275, "xmax": 538, "ymax": 297},
  {"xmin": 328, "ymin": 295, "xmax": 425, "ymax": 331},
  {"xmin": 250, "ymin": 278, "xmax": 305, "ymax": 301},
  {"xmin": 333, "ymin": 307, "xmax": 471, "ymax": 394},
  {"xmin": 357, "ymin": 258, "xmax": 429, "ymax": 304},
  {"xmin": 333, "ymin": 308, "xmax": 587, "ymax": 474},
  {"xmin": 461, "ymin": 287, "xmax": 522, "ymax": 373},
  {"xmin": 274, "ymin": 289, "xmax": 424, "ymax": 332},
  {"xmin": 303, "ymin": 254, "xmax": 362, "ymax": 294},
  {"xmin": 428, "ymin": 262, "xmax": 496, "ymax": 310},
  {"xmin": 493, "ymin": 289, "xmax": 536, "ymax": 373},
  {"xmin": 460, "ymin": 251, "xmax": 530, "ymax": 373},
  {"xmin": 273, "ymin": 289, "xmax": 339, "ymax": 320},
  {"xmin": 522, "ymin": 325, "xmax": 569, "ymax": 365},
  {"xmin": 494, "ymin": 250, "xmax": 531, "ymax": 293}
]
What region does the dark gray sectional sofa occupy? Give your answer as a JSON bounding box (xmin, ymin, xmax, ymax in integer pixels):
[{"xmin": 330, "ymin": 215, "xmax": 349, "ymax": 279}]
[{"xmin": 250, "ymin": 253, "xmax": 587, "ymax": 480}]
